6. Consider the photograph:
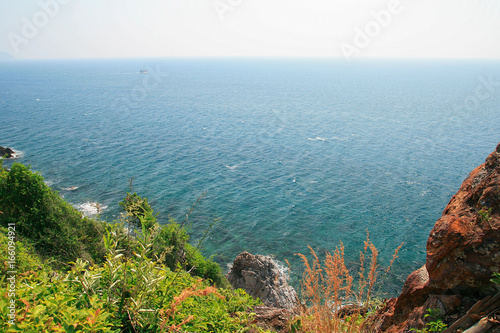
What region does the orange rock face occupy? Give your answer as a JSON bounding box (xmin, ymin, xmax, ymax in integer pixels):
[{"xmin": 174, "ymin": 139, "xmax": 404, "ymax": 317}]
[{"xmin": 367, "ymin": 143, "xmax": 500, "ymax": 332}]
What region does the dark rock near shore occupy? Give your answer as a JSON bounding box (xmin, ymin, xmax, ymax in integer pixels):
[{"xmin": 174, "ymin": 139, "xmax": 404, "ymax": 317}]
[
  {"xmin": 227, "ymin": 252, "xmax": 298, "ymax": 309},
  {"xmin": 0, "ymin": 146, "xmax": 15, "ymax": 158},
  {"xmin": 365, "ymin": 142, "xmax": 500, "ymax": 332}
]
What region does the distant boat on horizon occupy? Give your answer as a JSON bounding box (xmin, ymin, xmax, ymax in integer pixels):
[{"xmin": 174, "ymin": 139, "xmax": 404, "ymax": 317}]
[{"xmin": 139, "ymin": 69, "xmax": 148, "ymax": 74}]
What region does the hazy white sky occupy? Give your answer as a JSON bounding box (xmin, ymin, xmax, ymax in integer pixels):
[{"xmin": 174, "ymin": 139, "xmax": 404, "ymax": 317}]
[{"xmin": 1, "ymin": 0, "xmax": 499, "ymax": 60}]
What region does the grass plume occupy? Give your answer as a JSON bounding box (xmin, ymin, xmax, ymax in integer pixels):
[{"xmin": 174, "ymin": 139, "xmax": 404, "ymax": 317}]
[{"xmin": 294, "ymin": 231, "xmax": 403, "ymax": 333}]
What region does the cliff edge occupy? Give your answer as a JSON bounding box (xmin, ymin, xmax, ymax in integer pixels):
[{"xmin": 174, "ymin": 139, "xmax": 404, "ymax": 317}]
[{"xmin": 367, "ymin": 142, "xmax": 500, "ymax": 332}]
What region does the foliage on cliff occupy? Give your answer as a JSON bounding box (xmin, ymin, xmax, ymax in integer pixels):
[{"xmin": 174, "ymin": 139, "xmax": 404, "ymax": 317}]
[
  {"xmin": 1, "ymin": 222, "xmax": 261, "ymax": 332},
  {"xmin": 0, "ymin": 162, "xmax": 106, "ymax": 267},
  {"xmin": 0, "ymin": 162, "xmax": 227, "ymax": 286},
  {"xmin": 0, "ymin": 162, "xmax": 264, "ymax": 332}
]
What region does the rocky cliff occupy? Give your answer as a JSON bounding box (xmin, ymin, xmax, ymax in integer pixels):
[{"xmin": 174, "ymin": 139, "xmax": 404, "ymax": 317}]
[
  {"xmin": 227, "ymin": 252, "xmax": 298, "ymax": 310},
  {"xmin": 0, "ymin": 146, "xmax": 15, "ymax": 158},
  {"xmin": 366, "ymin": 143, "xmax": 500, "ymax": 332}
]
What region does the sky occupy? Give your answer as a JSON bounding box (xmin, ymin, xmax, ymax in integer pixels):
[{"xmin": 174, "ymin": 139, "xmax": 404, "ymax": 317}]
[{"xmin": 0, "ymin": 0, "xmax": 499, "ymax": 60}]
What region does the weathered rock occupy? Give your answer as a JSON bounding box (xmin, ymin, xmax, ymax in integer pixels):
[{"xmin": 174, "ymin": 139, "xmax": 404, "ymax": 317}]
[
  {"xmin": 0, "ymin": 146, "xmax": 15, "ymax": 158},
  {"xmin": 227, "ymin": 252, "xmax": 298, "ymax": 309},
  {"xmin": 247, "ymin": 305, "xmax": 293, "ymax": 333},
  {"xmin": 366, "ymin": 142, "xmax": 500, "ymax": 332},
  {"xmin": 337, "ymin": 304, "xmax": 368, "ymax": 319}
]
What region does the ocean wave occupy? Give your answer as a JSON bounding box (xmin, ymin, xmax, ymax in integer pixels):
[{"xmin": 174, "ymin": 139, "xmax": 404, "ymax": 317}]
[
  {"xmin": 307, "ymin": 137, "xmax": 327, "ymax": 141},
  {"xmin": 74, "ymin": 202, "xmax": 108, "ymax": 216},
  {"xmin": 330, "ymin": 136, "xmax": 349, "ymax": 141},
  {"xmin": 61, "ymin": 186, "xmax": 79, "ymax": 191},
  {"xmin": 11, "ymin": 150, "xmax": 23, "ymax": 158},
  {"xmin": 307, "ymin": 136, "xmax": 349, "ymax": 142}
]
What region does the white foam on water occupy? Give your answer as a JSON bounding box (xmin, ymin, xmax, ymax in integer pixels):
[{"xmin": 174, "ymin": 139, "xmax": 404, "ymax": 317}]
[
  {"xmin": 61, "ymin": 186, "xmax": 79, "ymax": 191},
  {"xmin": 74, "ymin": 202, "xmax": 108, "ymax": 216},
  {"xmin": 1, "ymin": 149, "xmax": 23, "ymax": 159},
  {"xmin": 307, "ymin": 137, "xmax": 327, "ymax": 141},
  {"xmin": 11, "ymin": 150, "xmax": 23, "ymax": 158}
]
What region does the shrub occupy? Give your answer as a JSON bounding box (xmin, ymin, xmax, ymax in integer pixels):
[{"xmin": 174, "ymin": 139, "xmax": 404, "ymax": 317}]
[
  {"xmin": 148, "ymin": 218, "xmax": 229, "ymax": 288},
  {"xmin": 117, "ymin": 188, "xmax": 229, "ymax": 288},
  {"xmin": 1, "ymin": 222, "xmax": 262, "ymax": 332},
  {"xmin": 0, "ymin": 163, "xmax": 106, "ymax": 268},
  {"xmin": 0, "ymin": 227, "xmax": 42, "ymax": 276},
  {"xmin": 410, "ymin": 309, "xmax": 448, "ymax": 333},
  {"xmin": 185, "ymin": 242, "xmax": 229, "ymax": 288},
  {"xmin": 119, "ymin": 186, "xmax": 158, "ymax": 231}
]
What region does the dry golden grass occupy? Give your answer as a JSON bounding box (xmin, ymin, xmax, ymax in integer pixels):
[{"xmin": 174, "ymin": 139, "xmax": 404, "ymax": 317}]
[{"xmin": 295, "ymin": 231, "xmax": 403, "ymax": 333}]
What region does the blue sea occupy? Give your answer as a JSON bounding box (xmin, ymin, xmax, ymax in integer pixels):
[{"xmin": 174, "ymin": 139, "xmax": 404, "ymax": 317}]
[{"xmin": 1, "ymin": 58, "xmax": 499, "ymax": 295}]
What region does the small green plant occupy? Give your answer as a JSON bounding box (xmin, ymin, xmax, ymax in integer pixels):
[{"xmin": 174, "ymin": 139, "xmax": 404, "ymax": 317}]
[
  {"xmin": 119, "ymin": 178, "xmax": 158, "ymax": 231},
  {"xmin": 478, "ymin": 207, "xmax": 493, "ymax": 227},
  {"xmin": 491, "ymin": 272, "xmax": 500, "ymax": 285},
  {"xmin": 290, "ymin": 318, "xmax": 303, "ymax": 333},
  {"xmin": 410, "ymin": 308, "xmax": 448, "ymax": 333}
]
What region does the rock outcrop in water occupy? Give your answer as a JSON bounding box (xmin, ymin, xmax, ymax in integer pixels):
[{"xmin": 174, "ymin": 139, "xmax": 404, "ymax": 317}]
[
  {"xmin": 227, "ymin": 252, "xmax": 298, "ymax": 309},
  {"xmin": 366, "ymin": 143, "xmax": 500, "ymax": 332},
  {"xmin": 0, "ymin": 146, "xmax": 15, "ymax": 158}
]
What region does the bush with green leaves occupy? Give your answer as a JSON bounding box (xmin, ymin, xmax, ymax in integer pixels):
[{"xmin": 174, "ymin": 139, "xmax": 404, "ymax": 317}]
[
  {"xmin": 491, "ymin": 272, "xmax": 500, "ymax": 285},
  {"xmin": 116, "ymin": 180, "xmax": 227, "ymax": 287},
  {"xmin": 150, "ymin": 218, "xmax": 229, "ymax": 288},
  {"xmin": 410, "ymin": 308, "xmax": 448, "ymax": 333},
  {"xmin": 0, "ymin": 162, "xmax": 106, "ymax": 268},
  {"xmin": 0, "ymin": 162, "xmax": 252, "ymax": 331},
  {"xmin": 0, "ymin": 227, "xmax": 42, "ymax": 276},
  {"xmin": 119, "ymin": 187, "xmax": 158, "ymax": 231},
  {"xmin": 0, "ymin": 161, "xmax": 227, "ymax": 286},
  {"xmin": 1, "ymin": 221, "xmax": 264, "ymax": 332}
]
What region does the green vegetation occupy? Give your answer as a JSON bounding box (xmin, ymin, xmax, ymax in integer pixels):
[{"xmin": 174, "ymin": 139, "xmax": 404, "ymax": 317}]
[
  {"xmin": 0, "ymin": 222, "xmax": 260, "ymax": 332},
  {"xmin": 0, "ymin": 161, "xmax": 406, "ymax": 332},
  {"xmin": 410, "ymin": 309, "xmax": 448, "ymax": 333},
  {"xmin": 491, "ymin": 272, "xmax": 500, "ymax": 285},
  {"xmin": 0, "ymin": 226, "xmax": 42, "ymax": 276},
  {"xmin": 0, "ymin": 162, "xmax": 106, "ymax": 268},
  {"xmin": 118, "ymin": 183, "xmax": 227, "ymax": 288},
  {"xmin": 0, "ymin": 162, "xmax": 260, "ymax": 332},
  {"xmin": 478, "ymin": 207, "xmax": 493, "ymax": 227}
]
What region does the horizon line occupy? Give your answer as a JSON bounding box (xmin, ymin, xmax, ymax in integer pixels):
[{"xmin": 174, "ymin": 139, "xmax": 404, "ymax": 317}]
[{"xmin": 1, "ymin": 55, "xmax": 500, "ymax": 62}]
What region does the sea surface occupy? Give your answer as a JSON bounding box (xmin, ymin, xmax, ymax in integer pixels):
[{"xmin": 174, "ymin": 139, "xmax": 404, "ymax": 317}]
[{"xmin": 1, "ymin": 58, "xmax": 499, "ymax": 295}]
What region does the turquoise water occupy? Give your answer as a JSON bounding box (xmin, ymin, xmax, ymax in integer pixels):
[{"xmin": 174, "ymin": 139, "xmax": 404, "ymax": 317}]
[{"xmin": 1, "ymin": 58, "xmax": 499, "ymax": 294}]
